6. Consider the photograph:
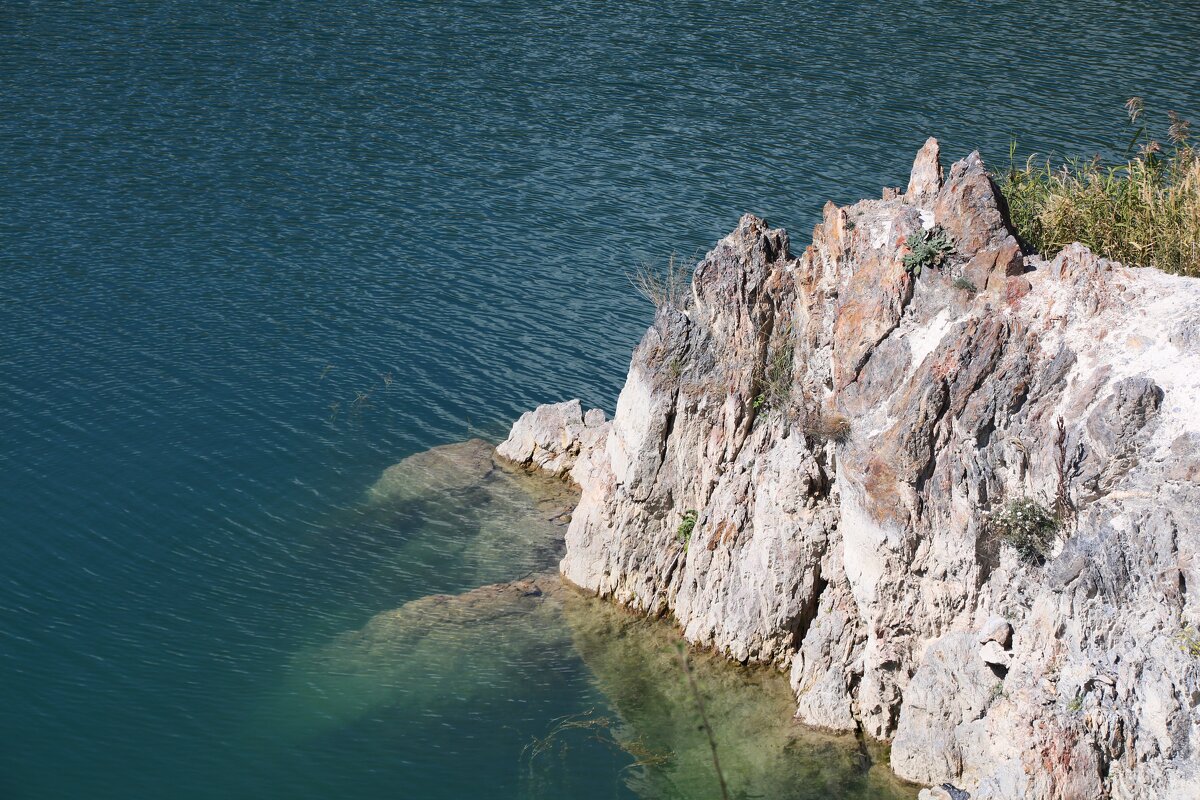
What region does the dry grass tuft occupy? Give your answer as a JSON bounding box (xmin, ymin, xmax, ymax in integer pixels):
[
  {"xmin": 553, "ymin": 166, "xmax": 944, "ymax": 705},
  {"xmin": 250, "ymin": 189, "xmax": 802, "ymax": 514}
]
[
  {"xmin": 629, "ymin": 254, "xmax": 693, "ymax": 308},
  {"xmin": 803, "ymin": 411, "xmax": 851, "ymax": 443},
  {"xmin": 997, "ymin": 100, "xmax": 1199, "ymax": 276}
]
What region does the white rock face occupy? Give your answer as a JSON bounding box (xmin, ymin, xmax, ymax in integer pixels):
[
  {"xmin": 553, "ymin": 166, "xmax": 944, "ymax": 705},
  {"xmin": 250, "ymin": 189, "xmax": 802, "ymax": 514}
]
[
  {"xmin": 511, "ymin": 144, "xmax": 1200, "ymax": 799},
  {"xmin": 495, "ymin": 399, "xmax": 608, "ymax": 482}
]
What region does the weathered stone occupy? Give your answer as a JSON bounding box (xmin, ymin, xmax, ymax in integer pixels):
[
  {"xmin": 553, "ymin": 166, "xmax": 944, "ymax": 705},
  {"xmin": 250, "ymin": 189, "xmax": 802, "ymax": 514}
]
[
  {"xmin": 978, "ymin": 617, "xmax": 1012, "ymax": 649},
  {"xmin": 495, "ymin": 399, "xmax": 608, "ymax": 482},
  {"xmin": 515, "ymin": 141, "xmax": 1200, "ymax": 800},
  {"xmin": 979, "ymin": 641, "xmax": 1010, "ymax": 668},
  {"xmin": 907, "ymin": 136, "xmax": 943, "ymax": 202}
]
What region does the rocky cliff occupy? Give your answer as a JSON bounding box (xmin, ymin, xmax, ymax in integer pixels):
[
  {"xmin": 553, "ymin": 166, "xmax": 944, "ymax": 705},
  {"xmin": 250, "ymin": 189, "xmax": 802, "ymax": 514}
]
[{"xmin": 499, "ymin": 140, "xmax": 1200, "ymax": 799}]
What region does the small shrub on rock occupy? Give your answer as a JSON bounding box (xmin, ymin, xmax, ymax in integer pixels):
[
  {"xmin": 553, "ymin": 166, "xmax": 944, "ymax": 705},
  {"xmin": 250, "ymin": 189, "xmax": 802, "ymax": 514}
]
[
  {"xmin": 803, "ymin": 411, "xmax": 852, "ymax": 443},
  {"xmin": 903, "ymin": 226, "xmax": 953, "ymax": 277},
  {"xmin": 677, "ymin": 510, "xmax": 698, "ymax": 545},
  {"xmin": 1176, "ymin": 625, "xmax": 1200, "ymax": 657},
  {"xmin": 994, "ymin": 498, "xmax": 1060, "ymax": 564}
]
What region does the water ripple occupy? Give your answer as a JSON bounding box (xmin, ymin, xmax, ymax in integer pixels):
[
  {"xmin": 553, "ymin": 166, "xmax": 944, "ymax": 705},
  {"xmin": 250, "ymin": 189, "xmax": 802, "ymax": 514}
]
[{"xmin": 2, "ymin": 1, "xmax": 1198, "ymax": 798}]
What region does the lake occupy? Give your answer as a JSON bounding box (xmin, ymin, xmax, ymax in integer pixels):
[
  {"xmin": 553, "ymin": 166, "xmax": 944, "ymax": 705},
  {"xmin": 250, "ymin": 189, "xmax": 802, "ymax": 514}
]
[{"xmin": 3, "ymin": 1, "xmax": 1197, "ymax": 798}]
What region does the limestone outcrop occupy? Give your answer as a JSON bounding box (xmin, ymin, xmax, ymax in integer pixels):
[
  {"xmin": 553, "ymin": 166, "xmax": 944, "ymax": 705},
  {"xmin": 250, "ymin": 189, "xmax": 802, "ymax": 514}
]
[
  {"xmin": 496, "ymin": 399, "xmax": 608, "ymax": 482},
  {"xmin": 501, "ymin": 140, "xmax": 1200, "ymax": 799}
]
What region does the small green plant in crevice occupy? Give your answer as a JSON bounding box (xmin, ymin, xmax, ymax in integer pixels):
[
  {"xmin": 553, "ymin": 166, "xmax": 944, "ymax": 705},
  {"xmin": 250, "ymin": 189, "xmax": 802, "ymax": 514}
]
[
  {"xmin": 994, "ymin": 498, "xmax": 1061, "ymax": 564},
  {"xmin": 952, "ymin": 276, "xmax": 978, "ymax": 294},
  {"xmin": 677, "ymin": 510, "xmax": 698, "ymax": 547},
  {"xmin": 989, "ymin": 681, "xmax": 1009, "ymax": 703},
  {"xmin": 1066, "ymin": 693, "xmax": 1084, "ymax": 714},
  {"xmin": 1176, "ymin": 625, "xmax": 1200, "ymax": 657},
  {"xmin": 903, "ymin": 225, "xmax": 954, "ymax": 277}
]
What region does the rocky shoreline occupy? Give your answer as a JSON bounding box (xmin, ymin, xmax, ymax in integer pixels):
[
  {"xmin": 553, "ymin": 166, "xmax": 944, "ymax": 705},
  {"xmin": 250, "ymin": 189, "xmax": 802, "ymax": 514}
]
[
  {"xmin": 278, "ymin": 426, "xmax": 913, "ymax": 798},
  {"xmin": 497, "ymin": 141, "xmax": 1200, "ymax": 799}
]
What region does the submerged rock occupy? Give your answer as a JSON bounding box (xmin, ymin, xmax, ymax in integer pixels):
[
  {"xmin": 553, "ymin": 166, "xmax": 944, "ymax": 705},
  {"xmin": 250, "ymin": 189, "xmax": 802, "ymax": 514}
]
[
  {"xmin": 365, "ymin": 438, "xmax": 498, "ymax": 503},
  {"xmin": 362, "ymin": 437, "xmax": 578, "ymax": 588},
  {"xmin": 267, "ymin": 576, "xmax": 571, "ymax": 735},
  {"xmin": 562, "ymin": 589, "xmax": 916, "ymax": 800},
  {"xmin": 515, "ymin": 142, "xmax": 1200, "ymax": 798},
  {"xmin": 270, "ymin": 428, "xmax": 914, "ymax": 797}
]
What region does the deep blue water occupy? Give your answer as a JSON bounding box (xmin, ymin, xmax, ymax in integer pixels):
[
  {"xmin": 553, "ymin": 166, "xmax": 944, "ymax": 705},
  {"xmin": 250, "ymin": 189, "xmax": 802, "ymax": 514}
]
[{"xmin": 2, "ymin": 1, "xmax": 1198, "ymax": 798}]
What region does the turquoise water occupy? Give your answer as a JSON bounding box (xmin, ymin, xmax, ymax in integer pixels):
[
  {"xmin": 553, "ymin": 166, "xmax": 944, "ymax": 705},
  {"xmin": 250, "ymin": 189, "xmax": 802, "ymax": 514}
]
[{"xmin": 3, "ymin": 1, "xmax": 1198, "ymax": 798}]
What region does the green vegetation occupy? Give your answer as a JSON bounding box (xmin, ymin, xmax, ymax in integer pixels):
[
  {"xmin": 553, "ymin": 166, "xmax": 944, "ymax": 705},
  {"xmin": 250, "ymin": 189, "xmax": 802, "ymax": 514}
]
[
  {"xmin": 952, "ymin": 276, "xmax": 978, "ymax": 294},
  {"xmin": 903, "ymin": 226, "xmax": 954, "ymax": 277},
  {"xmin": 994, "ymin": 498, "xmax": 1061, "ymax": 564},
  {"xmin": 677, "ymin": 510, "xmax": 698, "ymax": 545},
  {"xmin": 998, "ymin": 99, "xmax": 1199, "ymax": 276},
  {"xmin": 1066, "ymin": 693, "xmax": 1084, "ymax": 714},
  {"xmin": 753, "ymin": 341, "xmax": 795, "ymax": 414},
  {"xmin": 1176, "ymin": 625, "xmax": 1200, "ymax": 657},
  {"xmin": 630, "ymin": 254, "xmax": 693, "ymax": 308}
]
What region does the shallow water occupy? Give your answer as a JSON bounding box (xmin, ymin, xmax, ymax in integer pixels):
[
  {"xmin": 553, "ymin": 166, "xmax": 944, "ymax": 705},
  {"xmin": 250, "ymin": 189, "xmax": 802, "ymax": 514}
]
[{"xmin": 3, "ymin": 1, "xmax": 1198, "ymax": 798}]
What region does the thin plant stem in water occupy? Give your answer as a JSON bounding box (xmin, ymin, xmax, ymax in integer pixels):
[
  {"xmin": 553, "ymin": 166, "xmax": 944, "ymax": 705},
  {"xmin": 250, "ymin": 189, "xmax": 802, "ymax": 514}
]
[{"xmin": 675, "ymin": 643, "xmax": 730, "ymax": 800}]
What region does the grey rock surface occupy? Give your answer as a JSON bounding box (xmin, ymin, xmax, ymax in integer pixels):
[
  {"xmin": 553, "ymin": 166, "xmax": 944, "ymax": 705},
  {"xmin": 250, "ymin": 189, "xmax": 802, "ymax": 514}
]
[
  {"xmin": 505, "ymin": 142, "xmax": 1200, "ymax": 799},
  {"xmin": 496, "ymin": 399, "xmax": 608, "ymax": 482}
]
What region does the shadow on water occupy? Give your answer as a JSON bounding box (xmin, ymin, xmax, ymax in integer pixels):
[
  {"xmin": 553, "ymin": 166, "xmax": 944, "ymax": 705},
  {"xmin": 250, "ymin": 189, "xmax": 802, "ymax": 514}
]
[{"xmin": 256, "ymin": 439, "xmax": 917, "ymax": 800}]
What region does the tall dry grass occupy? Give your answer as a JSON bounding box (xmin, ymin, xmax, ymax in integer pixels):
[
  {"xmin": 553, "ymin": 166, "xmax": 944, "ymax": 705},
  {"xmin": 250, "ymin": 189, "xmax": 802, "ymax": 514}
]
[
  {"xmin": 998, "ymin": 99, "xmax": 1199, "ymax": 277},
  {"xmin": 629, "ymin": 253, "xmax": 693, "ymax": 308}
]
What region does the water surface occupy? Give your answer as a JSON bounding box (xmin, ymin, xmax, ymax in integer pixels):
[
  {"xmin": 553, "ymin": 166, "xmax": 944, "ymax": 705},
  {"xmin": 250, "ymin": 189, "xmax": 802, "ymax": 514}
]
[{"xmin": 3, "ymin": 1, "xmax": 1198, "ymax": 798}]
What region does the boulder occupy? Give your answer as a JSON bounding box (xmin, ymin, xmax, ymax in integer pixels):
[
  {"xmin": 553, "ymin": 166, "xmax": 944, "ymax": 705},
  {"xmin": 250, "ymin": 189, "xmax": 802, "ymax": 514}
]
[{"xmin": 496, "ymin": 399, "xmax": 608, "ymax": 482}]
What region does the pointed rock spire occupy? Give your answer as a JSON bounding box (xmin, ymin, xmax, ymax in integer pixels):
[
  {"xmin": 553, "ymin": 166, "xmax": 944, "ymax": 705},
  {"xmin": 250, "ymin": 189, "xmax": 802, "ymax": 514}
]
[{"xmin": 906, "ymin": 137, "xmax": 943, "ymax": 201}]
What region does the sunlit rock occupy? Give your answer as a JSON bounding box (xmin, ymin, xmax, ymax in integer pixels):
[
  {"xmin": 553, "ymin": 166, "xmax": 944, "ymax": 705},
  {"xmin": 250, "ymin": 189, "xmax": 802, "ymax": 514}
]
[{"xmin": 523, "ymin": 142, "xmax": 1200, "ymax": 798}]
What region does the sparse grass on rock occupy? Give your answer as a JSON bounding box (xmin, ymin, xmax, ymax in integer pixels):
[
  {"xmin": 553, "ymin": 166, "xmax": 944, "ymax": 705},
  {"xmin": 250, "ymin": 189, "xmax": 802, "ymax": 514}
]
[
  {"xmin": 994, "ymin": 498, "xmax": 1060, "ymax": 565},
  {"xmin": 630, "ymin": 254, "xmax": 693, "ymax": 308},
  {"xmin": 998, "ymin": 99, "xmax": 1199, "ymax": 276},
  {"xmin": 754, "ymin": 342, "xmax": 795, "ymax": 412}
]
